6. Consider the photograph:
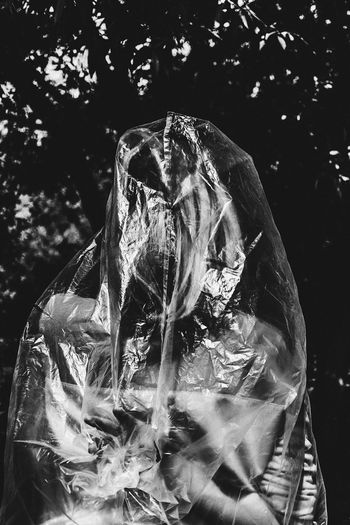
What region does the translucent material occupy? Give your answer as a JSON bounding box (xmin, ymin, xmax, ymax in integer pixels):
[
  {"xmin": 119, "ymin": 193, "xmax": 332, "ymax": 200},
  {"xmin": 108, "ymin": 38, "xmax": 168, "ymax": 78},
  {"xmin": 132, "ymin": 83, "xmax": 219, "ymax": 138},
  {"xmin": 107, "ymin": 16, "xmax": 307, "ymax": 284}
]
[{"xmin": 1, "ymin": 112, "xmax": 327, "ymax": 524}]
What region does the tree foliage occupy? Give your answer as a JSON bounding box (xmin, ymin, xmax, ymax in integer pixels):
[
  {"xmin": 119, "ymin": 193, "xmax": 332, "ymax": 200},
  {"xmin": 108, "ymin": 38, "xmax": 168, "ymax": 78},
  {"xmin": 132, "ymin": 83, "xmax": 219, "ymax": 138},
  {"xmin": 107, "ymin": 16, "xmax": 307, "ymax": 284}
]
[{"xmin": 1, "ymin": 1, "xmax": 350, "ymax": 520}]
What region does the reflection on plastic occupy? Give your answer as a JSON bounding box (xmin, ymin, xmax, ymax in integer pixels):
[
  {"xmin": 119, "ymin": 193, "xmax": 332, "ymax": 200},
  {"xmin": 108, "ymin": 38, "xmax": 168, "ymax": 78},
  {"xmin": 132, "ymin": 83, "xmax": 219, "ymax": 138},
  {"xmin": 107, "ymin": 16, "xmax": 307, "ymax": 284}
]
[{"xmin": 0, "ymin": 113, "xmax": 327, "ymax": 524}]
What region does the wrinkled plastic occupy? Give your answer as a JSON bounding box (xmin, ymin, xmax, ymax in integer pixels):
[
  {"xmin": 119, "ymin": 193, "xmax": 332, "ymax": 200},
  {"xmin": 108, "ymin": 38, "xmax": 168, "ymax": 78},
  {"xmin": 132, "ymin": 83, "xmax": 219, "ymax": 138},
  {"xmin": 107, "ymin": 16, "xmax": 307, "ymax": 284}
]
[{"xmin": 1, "ymin": 112, "xmax": 327, "ymax": 524}]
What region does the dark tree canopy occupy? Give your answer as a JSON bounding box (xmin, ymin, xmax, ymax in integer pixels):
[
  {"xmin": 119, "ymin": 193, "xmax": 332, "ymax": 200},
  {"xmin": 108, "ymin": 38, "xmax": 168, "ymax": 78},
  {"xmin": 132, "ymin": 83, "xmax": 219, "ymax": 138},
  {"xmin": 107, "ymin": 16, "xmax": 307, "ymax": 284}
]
[{"xmin": 1, "ymin": 1, "xmax": 350, "ymax": 521}]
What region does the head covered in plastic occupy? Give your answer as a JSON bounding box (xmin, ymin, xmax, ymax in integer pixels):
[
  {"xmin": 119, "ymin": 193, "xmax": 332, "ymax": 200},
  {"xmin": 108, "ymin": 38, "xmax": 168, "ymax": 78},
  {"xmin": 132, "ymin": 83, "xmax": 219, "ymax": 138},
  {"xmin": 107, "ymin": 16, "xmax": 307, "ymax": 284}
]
[{"xmin": 1, "ymin": 112, "xmax": 327, "ymax": 525}]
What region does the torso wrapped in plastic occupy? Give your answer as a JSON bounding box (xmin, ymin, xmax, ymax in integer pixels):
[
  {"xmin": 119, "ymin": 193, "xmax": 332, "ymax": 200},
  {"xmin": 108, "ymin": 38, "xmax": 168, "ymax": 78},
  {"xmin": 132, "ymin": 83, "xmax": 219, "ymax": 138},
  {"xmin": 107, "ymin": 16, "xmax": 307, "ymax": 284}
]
[{"xmin": 0, "ymin": 112, "xmax": 327, "ymax": 525}]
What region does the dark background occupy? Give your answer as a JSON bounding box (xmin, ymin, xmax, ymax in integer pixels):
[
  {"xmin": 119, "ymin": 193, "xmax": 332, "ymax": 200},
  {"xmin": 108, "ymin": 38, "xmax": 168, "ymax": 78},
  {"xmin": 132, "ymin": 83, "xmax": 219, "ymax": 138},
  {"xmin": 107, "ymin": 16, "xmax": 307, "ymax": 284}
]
[{"xmin": 0, "ymin": 1, "xmax": 349, "ymax": 522}]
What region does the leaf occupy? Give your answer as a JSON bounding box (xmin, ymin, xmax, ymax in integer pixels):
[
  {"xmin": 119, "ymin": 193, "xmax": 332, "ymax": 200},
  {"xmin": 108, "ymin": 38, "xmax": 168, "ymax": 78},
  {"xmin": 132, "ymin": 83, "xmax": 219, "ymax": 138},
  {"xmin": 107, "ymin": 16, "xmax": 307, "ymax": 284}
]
[
  {"xmin": 277, "ymin": 35, "xmax": 286, "ymax": 49},
  {"xmin": 241, "ymin": 14, "xmax": 249, "ymax": 28},
  {"xmin": 282, "ymin": 31, "xmax": 294, "ymax": 42},
  {"xmin": 259, "ymin": 39, "xmax": 265, "ymax": 50}
]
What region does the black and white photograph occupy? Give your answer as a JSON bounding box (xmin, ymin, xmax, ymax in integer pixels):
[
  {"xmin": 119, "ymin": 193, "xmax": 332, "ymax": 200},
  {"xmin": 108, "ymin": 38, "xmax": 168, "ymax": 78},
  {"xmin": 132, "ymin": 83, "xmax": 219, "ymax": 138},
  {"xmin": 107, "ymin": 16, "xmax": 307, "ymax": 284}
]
[{"xmin": 0, "ymin": 1, "xmax": 349, "ymax": 524}]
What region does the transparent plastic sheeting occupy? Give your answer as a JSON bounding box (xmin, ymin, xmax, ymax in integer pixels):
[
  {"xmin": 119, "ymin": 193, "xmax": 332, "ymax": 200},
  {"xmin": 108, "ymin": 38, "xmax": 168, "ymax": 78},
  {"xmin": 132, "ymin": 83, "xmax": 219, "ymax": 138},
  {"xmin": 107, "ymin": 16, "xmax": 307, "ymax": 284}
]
[{"xmin": 1, "ymin": 113, "xmax": 327, "ymax": 525}]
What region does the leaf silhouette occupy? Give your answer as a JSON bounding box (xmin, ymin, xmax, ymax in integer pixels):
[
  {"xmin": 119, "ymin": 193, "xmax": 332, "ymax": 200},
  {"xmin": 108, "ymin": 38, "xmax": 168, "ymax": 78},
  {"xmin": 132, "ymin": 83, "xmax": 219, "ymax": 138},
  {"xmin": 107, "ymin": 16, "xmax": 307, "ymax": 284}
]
[{"xmin": 277, "ymin": 35, "xmax": 286, "ymax": 50}]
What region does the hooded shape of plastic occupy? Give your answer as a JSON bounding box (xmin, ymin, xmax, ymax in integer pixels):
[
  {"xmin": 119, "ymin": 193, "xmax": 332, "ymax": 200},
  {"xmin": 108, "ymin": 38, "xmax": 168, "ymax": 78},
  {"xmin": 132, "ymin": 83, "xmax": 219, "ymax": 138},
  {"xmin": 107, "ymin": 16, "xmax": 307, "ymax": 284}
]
[{"xmin": 1, "ymin": 112, "xmax": 327, "ymax": 525}]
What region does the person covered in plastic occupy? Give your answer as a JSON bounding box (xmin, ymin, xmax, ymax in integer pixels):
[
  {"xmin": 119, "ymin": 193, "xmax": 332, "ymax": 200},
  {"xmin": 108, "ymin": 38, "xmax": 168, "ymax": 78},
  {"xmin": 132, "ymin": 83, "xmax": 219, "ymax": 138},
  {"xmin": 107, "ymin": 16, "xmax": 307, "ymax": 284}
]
[{"xmin": 0, "ymin": 112, "xmax": 327, "ymax": 525}]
